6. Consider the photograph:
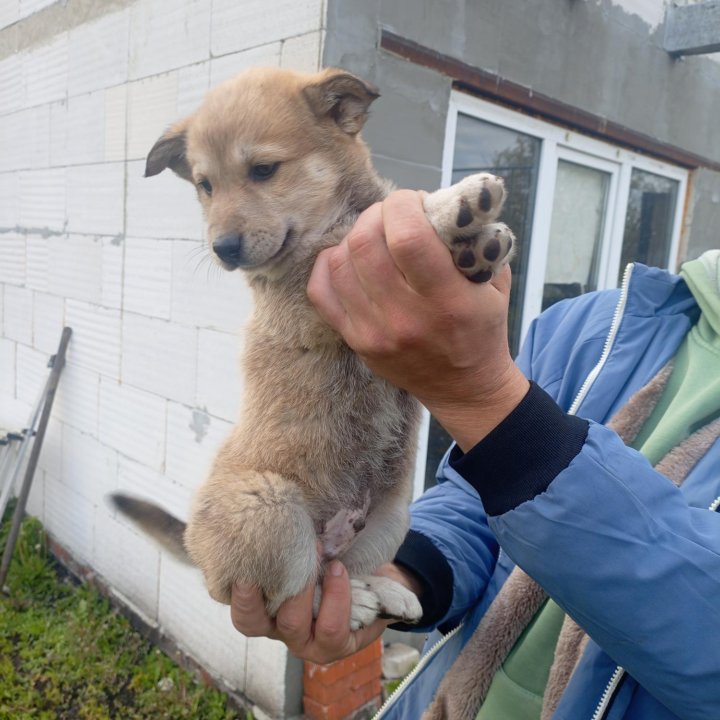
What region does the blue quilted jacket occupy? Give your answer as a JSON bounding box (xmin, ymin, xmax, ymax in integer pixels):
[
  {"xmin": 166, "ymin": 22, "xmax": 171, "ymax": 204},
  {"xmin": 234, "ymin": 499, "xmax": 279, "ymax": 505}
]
[{"xmin": 377, "ymin": 262, "xmax": 720, "ymax": 720}]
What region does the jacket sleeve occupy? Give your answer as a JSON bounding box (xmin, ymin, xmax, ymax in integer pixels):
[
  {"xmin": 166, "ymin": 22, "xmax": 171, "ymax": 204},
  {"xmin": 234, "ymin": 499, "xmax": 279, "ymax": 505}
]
[
  {"xmin": 481, "ymin": 420, "xmax": 720, "ymax": 720},
  {"xmin": 393, "ymin": 465, "xmax": 500, "ymax": 630}
]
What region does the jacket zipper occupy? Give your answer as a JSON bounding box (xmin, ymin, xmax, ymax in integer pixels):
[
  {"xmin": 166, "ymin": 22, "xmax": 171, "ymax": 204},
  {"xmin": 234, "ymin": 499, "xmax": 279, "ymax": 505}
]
[
  {"xmin": 375, "ymin": 268, "xmax": 637, "ymax": 719},
  {"xmin": 373, "ymin": 623, "xmax": 464, "ymax": 719},
  {"xmin": 569, "ymin": 263, "xmax": 634, "ymax": 416},
  {"xmin": 591, "ymin": 665, "xmax": 624, "ymax": 720},
  {"xmin": 568, "ymin": 267, "xmax": 635, "ymax": 720}
]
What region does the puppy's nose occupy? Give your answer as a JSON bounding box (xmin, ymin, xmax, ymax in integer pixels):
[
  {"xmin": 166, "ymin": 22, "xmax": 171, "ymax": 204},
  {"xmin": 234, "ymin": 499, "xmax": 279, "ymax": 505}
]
[{"xmin": 212, "ymin": 233, "xmax": 243, "ymax": 267}]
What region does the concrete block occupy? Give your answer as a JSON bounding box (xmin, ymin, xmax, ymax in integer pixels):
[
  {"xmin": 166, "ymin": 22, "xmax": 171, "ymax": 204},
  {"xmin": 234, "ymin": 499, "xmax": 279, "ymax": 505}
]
[
  {"xmin": 126, "ymin": 161, "xmax": 204, "ymax": 240},
  {"xmin": 0, "ymin": 55, "xmax": 22, "ymax": 113},
  {"xmin": 98, "ymin": 378, "xmax": 166, "ymax": 470},
  {"xmin": 246, "ymin": 637, "xmax": 293, "ymax": 716},
  {"xmin": 170, "ymin": 240, "xmax": 252, "ymax": 332},
  {"xmin": 25, "ymin": 235, "xmax": 49, "ymax": 292},
  {"xmin": 121, "ymin": 312, "xmax": 197, "ymax": 405},
  {"xmin": 48, "ymin": 236, "xmax": 104, "ymax": 305},
  {"xmin": 123, "ymin": 238, "xmax": 173, "ymax": 319},
  {"xmin": 104, "ymin": 85, "xmax": 127, "ymax": 162},
  {"xmin": 0, "ymin": 105, "xmax": 50, "ymax": 171},
  {"xmin": 0, "ymin": 338, "xmax": 16, "ymax": 402},
  {"xmin": 382, "ymin": 643, "xmax": 420, "ymax": 680},
  {"xmin": 177, "ymin": 61, "xmax": 210, "ymax": 116},
  {"xmin": 0, "ymin": 2, "xmax": 18, "ymax": 32},
  {"xmin": 35, "ymin": 416, "xmax": 62, "ymax": 481},
  {"xmin": 44, "ymin": 472, "xmax": 95, "ymax": 565},
  {"xmin": 32, "ymin": 291, "xmax": 65, "ymax": 354},
  {"xmin": 25, "ymin": 467, "xmax": 45, "ymax": 520},
  {"xmin": 53, "ymin": 91, "xmax": 106, "ymax": 167},
  {"xmin": 117, "ymin": 455, "xmax": 192, "ymax": 520},
  {"xmin": 66, "ymin": 163, "xmax": 124, "ymax": 236},
  {"xmin": 19, "ymin": 168, "xmax": 66, "ymax": 231},
  {"xmin": 158, "ymin": 553, "xmax": 248, "ymax": 691},
  {"xmin": 129, "ymin": 0, "xmax": 211, "ymax": 81},
  {"xmin": 196, "ymin": 328, "xmax": 242, "ymax": 422},
  {"xmin": 281, "ymin": 31, "xmax": 323, "ymax": 73},
  {"xmin": 0, "ymin": 172, "xmax": 20, "ymax": 226},
  {"xmin": 54, "ymin": 361, "xmax": 100, "ymax": 437},
  {"xmin": 101, "ymin": 237, "xmax": 124, "ymax": 309},
  {"xmin": 68, "ymin": 9, "xmax": 130, "ymax": 97},
  {"xmin": 62, "ymin": 425, "xmax": 118, "ymax": 508},
  {"xmin": 211, "ymin": 0, "xmax": 323, "ymax": 58},
  {"xmin": 64, "ymin": 299, "xmax": 121, "ymax": 378},
  {"xmin": 19, "ymin": 0, "xmax": 56, "ymax": 19},
  {"xmin": 209, "ymin": 44, "xmax": 282, "ymax": 88},
  {"xmin": 164, "ymin": 401, "xmax": 232, "ymax": 491},
  {"xmin": 126, "ymin": 73, "xmax": 179, "ymax": 161},
  {"xmin": 49, "ymin": 100, "xmax": 67, "ymax": 167},
  {"xmin": 16, "ymin": 342, "xmax": 46, "ymax": 405},
  {"xmin": 3, "ymin": 285, "xmax": 33, "ymax": 344},
  {"xmin": 0, "ymin": 235, "xmax": 26, "ymax": 286},
  {"xmin": 23, "ymin": 33, "xmax": 68, "ymax": 107},
  {"xmin": 94, "ymin": 505, "xmax": 161, "ymax": 621}
]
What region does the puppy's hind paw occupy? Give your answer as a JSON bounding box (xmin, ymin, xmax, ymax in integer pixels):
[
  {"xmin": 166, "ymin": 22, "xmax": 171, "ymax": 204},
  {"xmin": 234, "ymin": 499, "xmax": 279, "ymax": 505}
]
[{"xmin": 349, "ymin": 575, "xmax": 422, "ymax": 631}]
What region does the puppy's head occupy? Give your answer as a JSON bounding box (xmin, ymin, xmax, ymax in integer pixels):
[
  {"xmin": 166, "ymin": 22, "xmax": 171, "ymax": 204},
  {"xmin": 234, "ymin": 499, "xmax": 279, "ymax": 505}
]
[{"xmin": 146, "ymin": 67, "xmax": 380, "ymax": 278}]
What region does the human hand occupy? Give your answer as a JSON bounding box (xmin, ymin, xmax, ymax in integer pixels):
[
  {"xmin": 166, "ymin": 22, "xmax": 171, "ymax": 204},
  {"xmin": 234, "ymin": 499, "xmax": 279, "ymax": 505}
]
[
  {"xmin": 230, "ymin": 561, "xmax": 420, "ymax": 665},
  {"xmin": 307, "ymin": 190, "xmax": 529, "ymax": 450}
]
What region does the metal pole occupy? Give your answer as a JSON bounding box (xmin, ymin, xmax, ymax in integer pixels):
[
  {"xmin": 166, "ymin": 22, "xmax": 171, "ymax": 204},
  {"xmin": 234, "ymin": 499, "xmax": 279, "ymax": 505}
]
[{"xmin": 0, "ymin": 327, "xmax": 72, "ymax": 589}]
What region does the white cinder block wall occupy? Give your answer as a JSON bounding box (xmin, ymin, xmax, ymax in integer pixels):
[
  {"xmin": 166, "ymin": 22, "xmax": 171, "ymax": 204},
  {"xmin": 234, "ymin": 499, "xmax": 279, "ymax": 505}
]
[{"xmin": 0, "ymin": 1, "xmax": 327, "ymax": 717}]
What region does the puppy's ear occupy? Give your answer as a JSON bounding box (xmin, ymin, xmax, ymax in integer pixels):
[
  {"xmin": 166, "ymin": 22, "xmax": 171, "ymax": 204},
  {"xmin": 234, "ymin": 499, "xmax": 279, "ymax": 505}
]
[
  {"xmin": 303, "ymin": 70, "xmax": 380, "ymax": 135},
  {"xmin": 145, "ymin": 119, "xmax": 192, "ymax": 181}
]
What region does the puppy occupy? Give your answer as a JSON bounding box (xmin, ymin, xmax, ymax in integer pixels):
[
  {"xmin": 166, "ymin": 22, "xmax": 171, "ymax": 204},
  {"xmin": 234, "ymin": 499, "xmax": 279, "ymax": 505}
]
[{"xmin": 111, "ymin": 67, "xmax": 514, "ymax": 629}]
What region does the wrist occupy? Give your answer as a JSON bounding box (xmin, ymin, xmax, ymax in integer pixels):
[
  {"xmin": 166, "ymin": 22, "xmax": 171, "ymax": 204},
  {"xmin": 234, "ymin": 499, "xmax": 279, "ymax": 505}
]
[
  {"xmin": 375, "ymin": 562, "xmax": 423, "ymax": 598},
  {"xmin": 425, "ymin": 364, "xmax": 530, "ymax": 452}
]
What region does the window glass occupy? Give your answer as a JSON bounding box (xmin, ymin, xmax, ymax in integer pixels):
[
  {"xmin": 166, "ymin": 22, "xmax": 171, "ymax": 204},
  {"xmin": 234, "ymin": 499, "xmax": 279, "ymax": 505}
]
[
  {"xmin": 424, "ymin": 114, "xmax": 541, "ymax": 490},
  {"xmin": 543, "ymin": 161, "xmax": 610, "ymax": 310},
  {"xmin": 453, "ymin": 113, "xmax": 541, "ymax": 356},
  {"xmin": 619, "ymin": 169, "xmax": 679, "ymax": 281}
]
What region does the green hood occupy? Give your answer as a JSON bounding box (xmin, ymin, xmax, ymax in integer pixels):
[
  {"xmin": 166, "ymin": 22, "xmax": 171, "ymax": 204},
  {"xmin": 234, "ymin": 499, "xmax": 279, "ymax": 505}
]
[{"xmin": 681, "ymin": 249, "xmax": 720, "ymax": 341}]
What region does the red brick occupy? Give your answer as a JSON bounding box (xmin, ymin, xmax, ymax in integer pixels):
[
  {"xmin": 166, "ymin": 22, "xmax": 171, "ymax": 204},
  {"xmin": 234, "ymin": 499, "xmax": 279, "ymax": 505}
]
[
  {"xmin": 305, "ymin": 661, "xmax": 382, "ymax": 704},
  {"xmin": 303, "ymin": 640, "xmax": 383, "ymax": 720},
  {"xmin": 304, "ymin": 639, "xmax": 383, "ymax": 685}
]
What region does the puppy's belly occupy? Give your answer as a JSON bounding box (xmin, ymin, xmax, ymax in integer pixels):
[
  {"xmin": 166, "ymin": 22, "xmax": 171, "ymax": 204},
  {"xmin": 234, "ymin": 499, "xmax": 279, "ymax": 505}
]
[{"xmin": 318, "ymin": 504, "xmax": 369, "ymax": 560}]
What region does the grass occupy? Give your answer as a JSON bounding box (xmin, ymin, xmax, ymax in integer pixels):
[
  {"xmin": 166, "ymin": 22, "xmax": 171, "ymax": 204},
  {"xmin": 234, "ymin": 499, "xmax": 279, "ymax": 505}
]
[{"xmin": 0, "ymin": 504, "xmax": 250, "ymax": 720}]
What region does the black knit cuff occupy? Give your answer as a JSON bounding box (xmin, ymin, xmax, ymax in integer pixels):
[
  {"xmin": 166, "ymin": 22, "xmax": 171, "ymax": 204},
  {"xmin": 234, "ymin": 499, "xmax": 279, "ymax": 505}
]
[
  {"xmin": 449, "ymin": 382, "xmax": 588, "ymax": 516},
  {"xmin": 390, "ymin": 530, "xmax": 454, "ymax": 630}
]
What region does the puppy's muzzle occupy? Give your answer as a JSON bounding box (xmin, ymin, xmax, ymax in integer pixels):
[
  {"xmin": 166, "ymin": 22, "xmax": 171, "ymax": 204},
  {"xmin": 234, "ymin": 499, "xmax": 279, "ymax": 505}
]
[{"xmin": 213, "ymin": 233, "xmax": 244, "ymax": 268}]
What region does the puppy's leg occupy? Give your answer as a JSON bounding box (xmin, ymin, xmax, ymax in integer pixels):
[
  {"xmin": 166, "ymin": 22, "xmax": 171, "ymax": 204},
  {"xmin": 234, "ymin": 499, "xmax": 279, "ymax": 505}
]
[
  {"xmin": 338, "ymin": 484, "xmax": 422, "ymax": 629},
  {"xmin": 185, "ymin": 469, "xmax": 319, "ymax": 614},
  {"xmin": 423, "ymin": 172, "xmax": 516, "ymax": 282}
]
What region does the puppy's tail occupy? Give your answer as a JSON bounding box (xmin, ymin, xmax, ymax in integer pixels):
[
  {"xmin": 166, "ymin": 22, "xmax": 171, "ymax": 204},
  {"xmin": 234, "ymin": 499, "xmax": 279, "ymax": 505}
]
[{"xmin": 108, "ymin": 492, "xmax": 191, "ymax": 564}]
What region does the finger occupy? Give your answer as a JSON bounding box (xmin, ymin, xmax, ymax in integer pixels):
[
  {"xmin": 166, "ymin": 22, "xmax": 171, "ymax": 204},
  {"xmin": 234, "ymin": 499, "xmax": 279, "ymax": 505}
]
[
  {"xmin": 344, "ymin": 204, "xmax": 405, "ymax": 305},
  {"xmin": 313, "ymin": 561, "xmax": 354, "ymax": 654},
  {"xmin": 230, "ymin": 582, "xmax": 276, "ymax": 638},
  {"xmin": 307, "ymin": 247, "xmax": 349, "ymax": 333},
  {"xmin": 274, "ymin": 581, "xmax": 316, "ymax": 651},
  {"xmin": 382, "ymin": 190, "xmax": 461, "ymax": 296}
]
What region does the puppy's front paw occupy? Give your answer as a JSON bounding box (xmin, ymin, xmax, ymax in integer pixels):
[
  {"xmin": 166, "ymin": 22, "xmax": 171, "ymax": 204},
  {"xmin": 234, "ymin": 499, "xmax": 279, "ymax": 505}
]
[
  {"xmin": 349, "ymin": 576, "xmax": 422, "ymax": 630},
  {"xmin": 424, "ymin": 173, "xmax": 516, "ymax": 282}
]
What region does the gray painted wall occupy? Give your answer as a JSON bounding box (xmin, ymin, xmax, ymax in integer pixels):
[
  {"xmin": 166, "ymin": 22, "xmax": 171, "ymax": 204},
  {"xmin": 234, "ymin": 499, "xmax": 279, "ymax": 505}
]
[{"xmin": 324, "ymin": 0, "xmax": 720, "ymax": 260}]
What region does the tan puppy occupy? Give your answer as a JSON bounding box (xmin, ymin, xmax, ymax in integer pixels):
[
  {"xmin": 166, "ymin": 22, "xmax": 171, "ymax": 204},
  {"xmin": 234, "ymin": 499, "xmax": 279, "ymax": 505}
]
[{"xmin": 111, "ymin": 67, "xmax": 514, "ymax": 629}]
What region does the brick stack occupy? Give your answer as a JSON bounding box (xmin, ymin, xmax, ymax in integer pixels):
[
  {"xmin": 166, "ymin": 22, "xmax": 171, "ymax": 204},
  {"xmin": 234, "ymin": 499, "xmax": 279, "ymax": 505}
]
[{"xmin": 303, "ymin": 639, "xmax": 383, "ymax": 720}]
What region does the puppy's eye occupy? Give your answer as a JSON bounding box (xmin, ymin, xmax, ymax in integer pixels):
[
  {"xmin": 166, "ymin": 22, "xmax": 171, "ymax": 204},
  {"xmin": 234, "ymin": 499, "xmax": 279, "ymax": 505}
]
[
  {"xmin": 197, "ymin": 178, "xmax": 212, "ymax": 195},
  {"xmin": 250, "ymin": 162, "xmax": 280, "ymax": 181}
]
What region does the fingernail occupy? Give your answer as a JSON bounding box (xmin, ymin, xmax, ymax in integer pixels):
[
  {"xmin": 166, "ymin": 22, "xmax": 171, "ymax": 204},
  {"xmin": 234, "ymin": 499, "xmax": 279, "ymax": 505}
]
[{"xmin": 329, "ymin": 560, "xmax": 344, "ymax": 577}]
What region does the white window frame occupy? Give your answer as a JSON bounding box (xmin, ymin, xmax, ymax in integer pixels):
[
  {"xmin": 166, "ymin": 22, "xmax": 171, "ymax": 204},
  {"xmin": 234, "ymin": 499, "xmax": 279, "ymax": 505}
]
[{"xmin": 412, "ymin": 91, "xmax": 689, "ymax": 497}]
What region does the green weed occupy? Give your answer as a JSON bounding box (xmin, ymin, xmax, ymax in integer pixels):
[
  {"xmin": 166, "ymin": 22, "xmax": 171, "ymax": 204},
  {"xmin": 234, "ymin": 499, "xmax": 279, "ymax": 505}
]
[{"xmin": 0, "ymin": 504, "xmax": 247, "ymax": 719}]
